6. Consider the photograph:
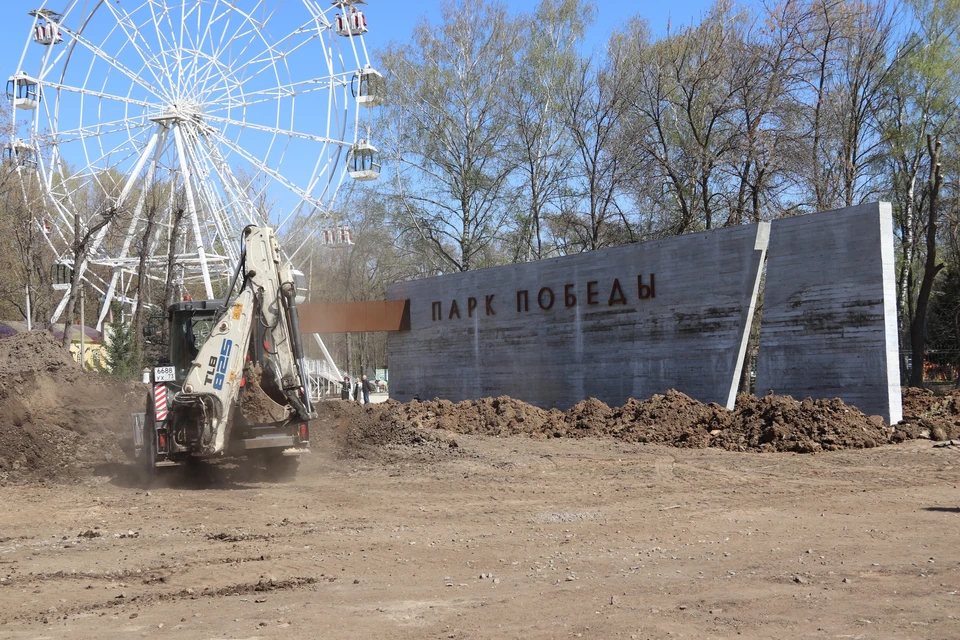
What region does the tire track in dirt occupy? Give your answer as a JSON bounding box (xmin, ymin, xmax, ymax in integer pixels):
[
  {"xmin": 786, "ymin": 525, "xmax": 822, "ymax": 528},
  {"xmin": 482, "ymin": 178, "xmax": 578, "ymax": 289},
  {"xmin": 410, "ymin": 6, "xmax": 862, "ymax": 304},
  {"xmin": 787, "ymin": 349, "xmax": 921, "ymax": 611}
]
[
  {"xmin": 0, "ymin": 554, "xmax": 273, "ymax": 589},
  {"xmin": 11, "ymin": 576, "xmax": 322, "ymax": 624}
]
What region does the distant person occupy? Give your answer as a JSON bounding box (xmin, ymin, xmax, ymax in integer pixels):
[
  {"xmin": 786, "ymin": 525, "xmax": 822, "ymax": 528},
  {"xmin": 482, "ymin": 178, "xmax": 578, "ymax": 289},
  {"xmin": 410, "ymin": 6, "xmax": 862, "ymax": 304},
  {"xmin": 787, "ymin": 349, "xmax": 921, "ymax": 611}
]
[
  {"xmin": 361, "ymin": 374, "xmax": 371, "ymax": 404},
  {"xmin": 341, "ymin": 376, "xmax": 350, "ymax": 400},
  {"xmin": 355, "ymin": 377, "xmax": 363, "ymax": 403}
]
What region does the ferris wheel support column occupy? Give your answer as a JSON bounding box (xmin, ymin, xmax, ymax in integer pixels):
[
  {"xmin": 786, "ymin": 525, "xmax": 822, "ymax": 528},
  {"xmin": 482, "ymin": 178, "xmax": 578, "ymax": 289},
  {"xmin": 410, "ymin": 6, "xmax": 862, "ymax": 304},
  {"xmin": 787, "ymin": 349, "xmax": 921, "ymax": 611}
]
[
  {"xmin": 172, "ymin": 122, "xmax": 214, "ymax": 299},
  {"xmin": 95, "ymin": 126, "xmax": 169, "ymax": 330}
]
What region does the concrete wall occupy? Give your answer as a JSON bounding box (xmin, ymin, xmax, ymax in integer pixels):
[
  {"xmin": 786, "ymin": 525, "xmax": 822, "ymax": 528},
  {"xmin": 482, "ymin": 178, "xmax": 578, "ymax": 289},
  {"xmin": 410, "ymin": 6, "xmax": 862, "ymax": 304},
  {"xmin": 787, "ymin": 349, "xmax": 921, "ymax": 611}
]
[
  {"xmin": 387, "ymin": 223, "xmax": 769, "ymax": 410},
  {"xmin": 754, "ymin": 203, "xmax": 902, "ymax": 423}
]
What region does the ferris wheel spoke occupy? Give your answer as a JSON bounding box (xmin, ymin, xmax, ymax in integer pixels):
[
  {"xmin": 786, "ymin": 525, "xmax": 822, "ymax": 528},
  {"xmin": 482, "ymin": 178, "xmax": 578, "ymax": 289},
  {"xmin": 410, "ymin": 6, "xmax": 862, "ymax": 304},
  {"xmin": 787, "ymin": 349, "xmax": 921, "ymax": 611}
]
[
  {"xmin": 50, "ymin": 114, "xmax": 153, "ymax": 144},
  {"xmin": 199, "ymin": 135, "xmax": 263, "ymax": 228},
  {"xmin": 194, "ymin": 24, "xmax": 260, "ymax": 99},
  {"xmin": 99, "ymin": 0, "xmax": 172, "ymax": 99},
  {"xmin": 204, "ymin": 74, "xmax": 349, "ymax": 112},
  {"xmin": 67, "ymin": 30, "xmax": 165, "ymax": 102},
  {"xmin": 203, "ymin": 113, "xmax": 346, "ymax": 147},
  {"xmin": 229, "ymin": 46, "xmax": 294, "ymax": 93},
  {"xmin": 201, "ymin": 0, "xmax": 244, "ymax": 90},
  {"xmin": 178, "ymin": 0, "xmax": 212, "ymax": 89},
  {"xmin": 188, "ymin": 0, "xmax": 242, "ymax": 96},
  {"xmin": 208, "ymin": 127, "xmax": 326, "ymax": 212},
  {"xmin": 152, "ymin": 0, "xmax": 186, "ymax": 95},
  {"xmin": 197, "ymin": 0, "xmax": 234, "ymax": 62},
  {"xmin": 180, "ymin": 126, "xmax": 239, "ymax": 264},
  {"xmin": 193, "ymin": 0, "xmax": 270, "ymax": 97},
  {"xmin": 214, "ymin": 30, "xmax": 276, "ymax": 92},
  {"xmin": 45, "ymin": 81, "xmax": 157, "ymax": 111},
  {"xmin": 230, "ymin": 20, "xmax": 318, "ymax": 71},
  {"xmin": 188, "ymin": 1, "xmax": 232, "ymax": 93},
  {"xmin": 54, "ymin": 128, "xmax": 153, "ymax": 203},
  {"xmin": 196, "ymin": 8, "xmax": 306, "ymax": 101},
  {"xmin": 144, "ymin": 0, "xmax": 181, "ymax": 86}
]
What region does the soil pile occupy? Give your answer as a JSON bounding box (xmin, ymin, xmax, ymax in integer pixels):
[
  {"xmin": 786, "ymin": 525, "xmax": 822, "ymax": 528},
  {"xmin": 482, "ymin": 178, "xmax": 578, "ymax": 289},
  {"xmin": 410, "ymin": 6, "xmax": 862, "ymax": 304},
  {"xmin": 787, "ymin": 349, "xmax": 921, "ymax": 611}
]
[
  {"xmin": 719, "ymin": 394, "xmax": 891, "ymax": 452},
  {"xmin": 898, "ymin": 387, "xmax": 960, "ymax": 441},
  {"xmin": 0, "ymin": 331, "xmax": 146, "ymax": 485},
  {"xmin": 397, "ymin": 396, "xmax": 564, "ymax": 438},
  {"xmin": 313, "ymin": 400, "xmax": 459, "ymax": 461},
  {"xmin": 355, "ymin": 390, "xmax": 910, "ymax": 454}
]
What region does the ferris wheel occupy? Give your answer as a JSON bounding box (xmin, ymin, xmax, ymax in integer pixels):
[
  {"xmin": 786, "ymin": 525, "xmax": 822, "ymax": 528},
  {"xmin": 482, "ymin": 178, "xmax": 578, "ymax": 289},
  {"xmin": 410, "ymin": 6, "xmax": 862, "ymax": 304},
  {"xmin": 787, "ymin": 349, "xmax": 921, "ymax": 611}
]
[{"xmin": 6, "ymin": 0, "xmax": 384, "ymax": 328}]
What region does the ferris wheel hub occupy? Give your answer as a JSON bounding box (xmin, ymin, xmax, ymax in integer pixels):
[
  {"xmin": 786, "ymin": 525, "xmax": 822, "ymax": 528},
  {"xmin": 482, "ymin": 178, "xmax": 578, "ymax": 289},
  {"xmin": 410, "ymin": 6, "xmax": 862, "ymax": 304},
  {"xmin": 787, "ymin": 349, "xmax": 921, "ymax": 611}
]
[{"xmin": 149, "ymin": 100, "xmax": 204, "ymax": 124}]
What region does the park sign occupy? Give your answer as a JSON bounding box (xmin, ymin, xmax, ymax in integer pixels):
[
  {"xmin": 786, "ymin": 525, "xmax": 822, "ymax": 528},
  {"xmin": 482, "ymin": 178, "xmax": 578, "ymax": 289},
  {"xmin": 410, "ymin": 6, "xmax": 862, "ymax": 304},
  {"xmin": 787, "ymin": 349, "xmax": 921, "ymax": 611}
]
[
  {"xmin": 387, "ymin": 203, "xmax": 901, "ymax": 424},
  {"xmin": 388, "ymin": 222, "xmax": 768, "ymax": 412}
]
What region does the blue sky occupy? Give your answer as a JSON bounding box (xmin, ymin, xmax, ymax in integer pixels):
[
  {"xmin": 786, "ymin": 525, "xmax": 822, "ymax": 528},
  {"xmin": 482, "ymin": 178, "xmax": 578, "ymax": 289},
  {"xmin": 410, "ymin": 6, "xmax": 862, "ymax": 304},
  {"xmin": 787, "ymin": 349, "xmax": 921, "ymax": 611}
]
[
  {"xmin": 2, "ymin": 0, "xmax": 750, "ymax": 74},
  {"xmin": 371, "ymin": 0, "xmax": 750, "ymax": 50}
]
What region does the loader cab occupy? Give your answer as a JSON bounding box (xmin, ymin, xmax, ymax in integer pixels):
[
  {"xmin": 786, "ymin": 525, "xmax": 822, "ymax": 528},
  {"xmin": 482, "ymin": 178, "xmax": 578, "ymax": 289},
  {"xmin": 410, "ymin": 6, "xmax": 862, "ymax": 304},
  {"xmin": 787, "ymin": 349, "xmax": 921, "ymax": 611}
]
[{"xmin": 168, "ymin": 299, "xmax": 223, "ymax": 382}]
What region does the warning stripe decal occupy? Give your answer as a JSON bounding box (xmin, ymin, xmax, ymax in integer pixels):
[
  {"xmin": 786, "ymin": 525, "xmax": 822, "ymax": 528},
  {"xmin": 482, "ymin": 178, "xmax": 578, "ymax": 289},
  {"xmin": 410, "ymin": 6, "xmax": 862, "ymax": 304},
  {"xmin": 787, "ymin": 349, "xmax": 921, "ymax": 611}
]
[{"xmin": 154, "ymin": 383, "xmax": 168, "ymax": 421}]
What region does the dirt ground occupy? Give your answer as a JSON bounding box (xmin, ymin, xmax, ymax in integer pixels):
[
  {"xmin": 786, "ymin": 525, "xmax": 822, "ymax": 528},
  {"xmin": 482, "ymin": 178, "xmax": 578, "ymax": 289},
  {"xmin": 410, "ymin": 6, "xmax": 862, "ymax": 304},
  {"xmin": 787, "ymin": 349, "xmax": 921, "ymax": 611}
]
[
  {"xmin": 1, "ymin": 428, "xmax": 958, "ymax": 640},
  {"xmin": 1, "ymin": 332, "xmax": 959, "ymax": 638}
]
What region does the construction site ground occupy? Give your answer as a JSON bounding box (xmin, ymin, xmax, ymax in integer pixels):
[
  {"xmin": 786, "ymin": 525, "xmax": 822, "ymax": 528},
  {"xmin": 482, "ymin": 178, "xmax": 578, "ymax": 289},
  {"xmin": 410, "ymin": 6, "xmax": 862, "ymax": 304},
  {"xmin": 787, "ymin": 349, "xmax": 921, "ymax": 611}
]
[{"xmin": 1, "ymin": 332, "xmax": 959, "ymax": 639}]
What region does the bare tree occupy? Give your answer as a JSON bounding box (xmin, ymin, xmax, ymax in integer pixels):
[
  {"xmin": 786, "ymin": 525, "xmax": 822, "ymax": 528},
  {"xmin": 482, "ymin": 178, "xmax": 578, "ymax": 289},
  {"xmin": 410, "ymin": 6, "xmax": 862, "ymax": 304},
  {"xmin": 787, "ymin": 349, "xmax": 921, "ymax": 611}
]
[
  {"xmin": 795, "ymin": 0, "xmax": 901, "ymax": 210},
  {"xmin": 722, "ymin": 0, "xmax": 808, "ymax": 225},
  {"xmin": 379, "ymin": 0, "xmax": 520, "ymax": 272},
  {"xmin": 61, "ymin": 199, "xmax": 124, "ymax": 352},
  {"xmin": 882, "ymin": 0, "xmax": 960, "ymax": 382},
  {"xmin": 554, "ymin": 47, "xmax": 633, "ymax": 252},
  {"xmin": 506, "ymin": 0, "xmax": 592, "ymax": 261},
  {"xmin": 618, "ymin": 3, "xmax": 755, "ymax": 236}
]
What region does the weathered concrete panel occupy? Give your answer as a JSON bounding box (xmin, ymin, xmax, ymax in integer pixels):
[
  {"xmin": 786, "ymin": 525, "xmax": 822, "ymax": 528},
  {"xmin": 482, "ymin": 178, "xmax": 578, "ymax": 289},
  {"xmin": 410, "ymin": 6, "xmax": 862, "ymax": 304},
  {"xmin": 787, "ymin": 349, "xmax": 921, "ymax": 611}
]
[
  {"xmin": 387, "ymin": 223, "xmax": 769, "ymax": 411},
  {"xmin": 755, "ymin": 203, "xmax": 902, "ymax": 423}
]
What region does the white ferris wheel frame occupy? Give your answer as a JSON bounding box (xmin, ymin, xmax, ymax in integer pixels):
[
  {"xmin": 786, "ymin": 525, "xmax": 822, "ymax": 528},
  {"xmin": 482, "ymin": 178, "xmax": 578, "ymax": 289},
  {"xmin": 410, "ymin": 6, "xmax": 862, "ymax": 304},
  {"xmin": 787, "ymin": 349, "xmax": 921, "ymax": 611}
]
[{"xmin": 9, "ymin": 0, "xmax": 376, "ymax": 329}]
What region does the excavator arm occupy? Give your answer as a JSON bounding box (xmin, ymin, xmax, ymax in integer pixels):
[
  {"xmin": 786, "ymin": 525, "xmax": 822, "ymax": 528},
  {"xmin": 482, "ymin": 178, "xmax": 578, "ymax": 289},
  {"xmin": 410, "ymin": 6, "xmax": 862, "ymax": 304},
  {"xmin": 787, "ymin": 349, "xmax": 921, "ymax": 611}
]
[{"xmin": 173, "ymin": 226, "xmax": 313, "ymax": 455}]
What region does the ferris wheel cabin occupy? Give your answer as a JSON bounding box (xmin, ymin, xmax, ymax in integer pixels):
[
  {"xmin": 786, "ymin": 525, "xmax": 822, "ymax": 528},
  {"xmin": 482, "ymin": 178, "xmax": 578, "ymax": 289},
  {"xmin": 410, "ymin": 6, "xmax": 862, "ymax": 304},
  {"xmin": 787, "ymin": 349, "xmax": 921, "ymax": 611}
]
[
  {"xmin": 4, "ymin": 140, "xmax": 36, "ymax": 168},
  {"xmin": 320, "ymin": 226, "xmax": 354, "ymax": 246},
  {"xmin": 27, "ymin": 9, "xmax": 63, "ymax": 46},
  {"xmin": 6, "ymin": 73, "xmax": 40, "ymax": 110},
  {"xmin": 353, "ymin": 66, "xmax": 384, "ymax": 107},
  {"xmin": 335, "ymin": 7, "xmax": 368, "ymax": 37},
  {"xmin": 348, "ymin": 141, "xmax": 380, "ymax": 181}
]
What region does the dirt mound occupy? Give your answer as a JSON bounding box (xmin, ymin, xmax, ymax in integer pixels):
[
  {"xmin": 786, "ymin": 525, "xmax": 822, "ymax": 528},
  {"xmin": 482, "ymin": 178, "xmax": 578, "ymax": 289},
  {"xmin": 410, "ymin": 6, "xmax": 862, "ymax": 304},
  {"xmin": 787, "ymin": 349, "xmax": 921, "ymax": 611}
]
[
  {"xmin": 604, "ymin": 391, "xmax": 728, "ymax": 446},
  {"xmin": 0, "ymin": 330, "xmax": 78, "ymax": 376},
  {"xmin": 4, "ymin": 328, "xmax": 952, "ymax": 486},
  {"xmin": 898, "ymin": 387, "xmax": 960, "ymax": 441},
  {"xmin": 719, "ymin": 394, "xmax": 890, "ymax": 452},
  {"xmin": 393, "ymin": 396, "xmax": 563, "ymax": 438},
  {"xmin": 313, "ymin": 400, "xmax": 459, "ymax": 461},
  {"xmin": 366, "ymin": 389, "xmax": 912, "ymax": 453},
  {"xmin": 0, "ymin": 332, "xmax": 147, "ymax": 485}
]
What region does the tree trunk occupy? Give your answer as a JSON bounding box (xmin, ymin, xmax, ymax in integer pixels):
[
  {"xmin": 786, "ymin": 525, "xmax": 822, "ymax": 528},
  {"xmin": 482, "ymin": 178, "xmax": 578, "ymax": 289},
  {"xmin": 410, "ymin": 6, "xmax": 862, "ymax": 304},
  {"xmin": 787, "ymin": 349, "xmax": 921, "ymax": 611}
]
[
  {"xmin": 909, "ymin": 135, "xmax": 945, "ymax": 387},
  {"xmin": 161, "ymin": 205, "xmax": 186, "ymax": 339},
  {"xmin": 132, "ymin": 203, "xmax": 159, "ymax": 342},
  {"xmin": 897, "ymin": 171, "xmax": 918, "ymax": 384}
]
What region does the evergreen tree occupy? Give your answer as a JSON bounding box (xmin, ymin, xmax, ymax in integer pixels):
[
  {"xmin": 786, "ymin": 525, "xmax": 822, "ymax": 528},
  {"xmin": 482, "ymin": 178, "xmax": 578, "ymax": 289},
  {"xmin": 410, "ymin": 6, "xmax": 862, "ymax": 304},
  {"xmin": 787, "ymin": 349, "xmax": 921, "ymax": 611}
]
[{"xmin": 93, "ymin": 302, "xmax": 141, "ymax": 380}]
